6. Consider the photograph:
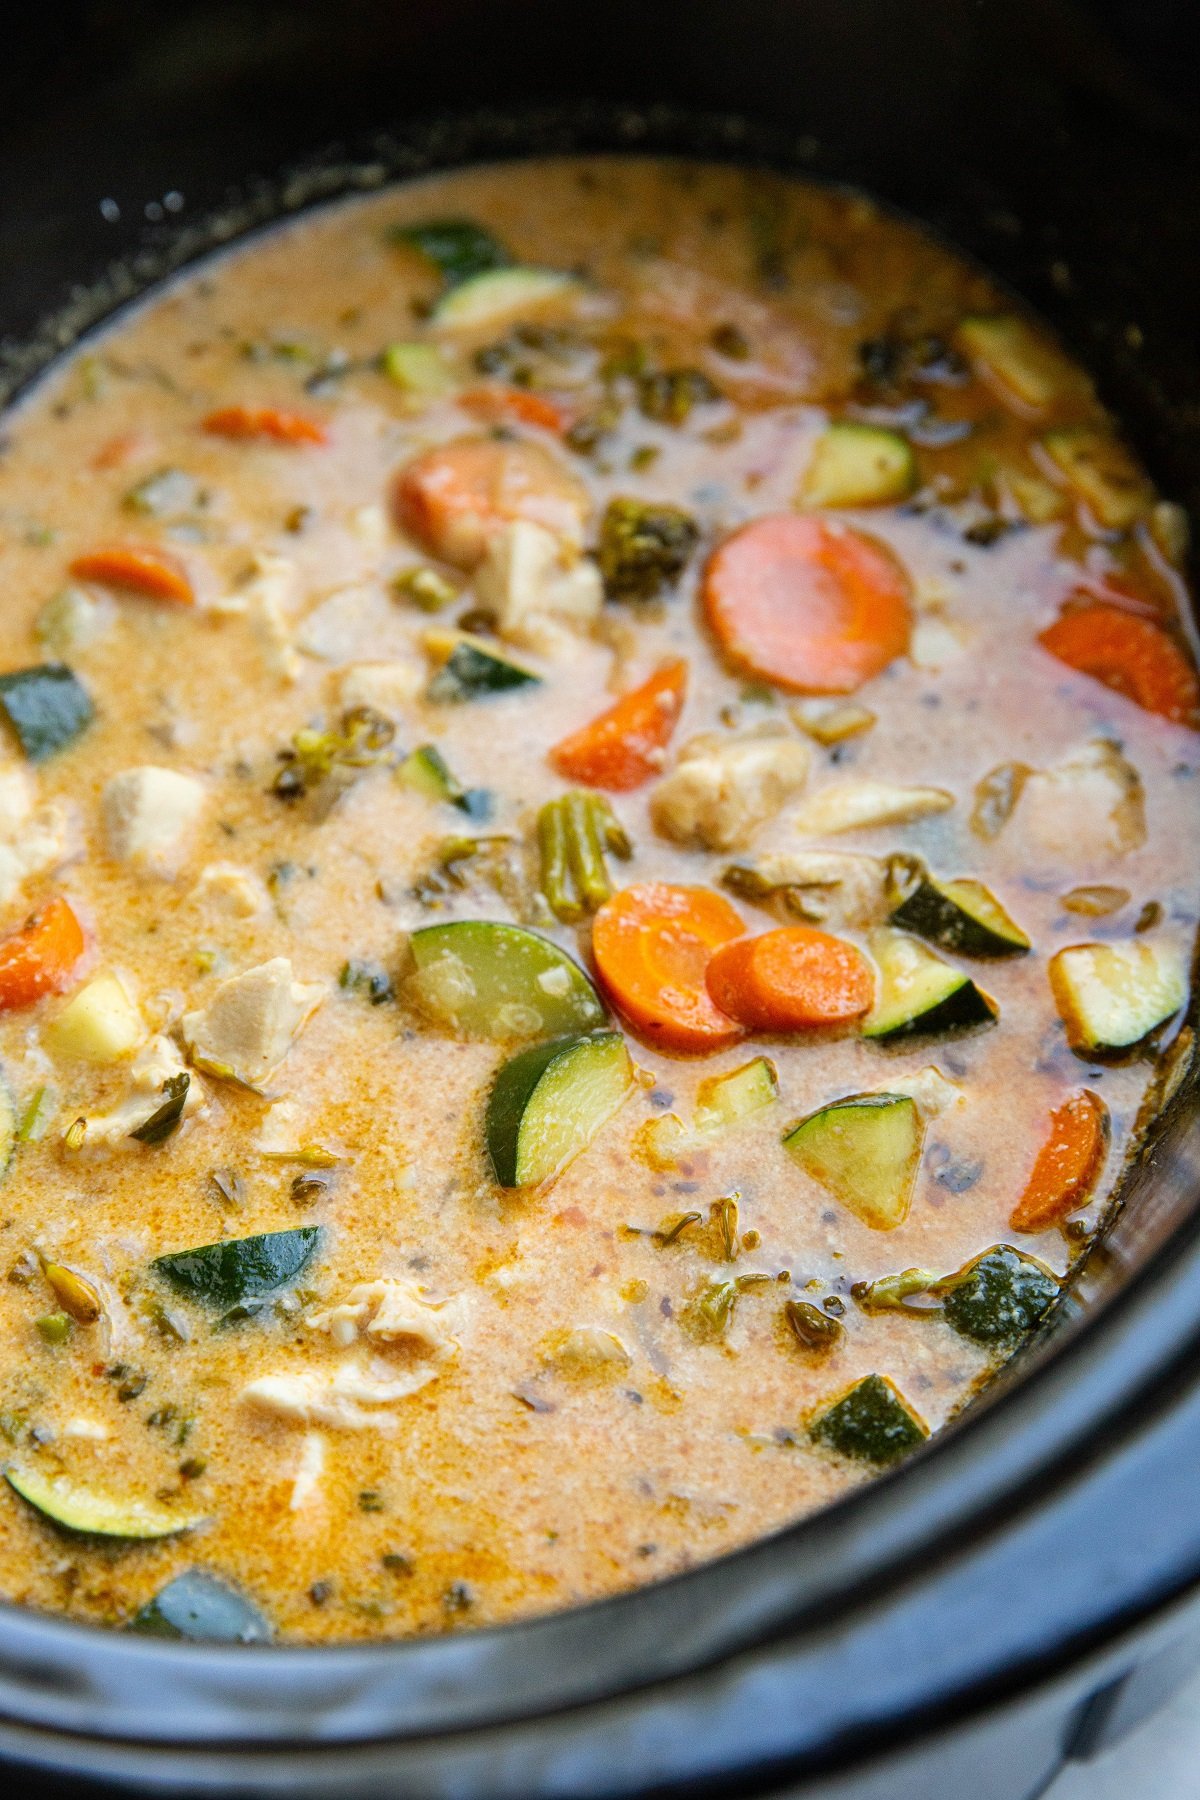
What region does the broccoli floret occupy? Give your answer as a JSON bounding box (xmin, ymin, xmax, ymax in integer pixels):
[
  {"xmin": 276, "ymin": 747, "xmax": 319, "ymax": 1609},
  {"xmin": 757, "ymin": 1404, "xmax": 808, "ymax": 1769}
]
[
  {"xmin": 942, "ymin": 1246, "xmax": 1059, "ymax": 1347},
  {"xmin": 598, "ymin": 498, "xmax": 700, "ymax": 601},
  {"xmin": 809, "ymin": 1373, "xmax": 928, "ymax": 1465}
]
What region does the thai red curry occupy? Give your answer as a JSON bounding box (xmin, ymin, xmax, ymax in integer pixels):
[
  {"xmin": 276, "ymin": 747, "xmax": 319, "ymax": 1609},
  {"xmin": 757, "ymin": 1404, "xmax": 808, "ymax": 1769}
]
[{"xmin": 0, "ymin": 156, "xmax": 1196, "ymax": 1644}]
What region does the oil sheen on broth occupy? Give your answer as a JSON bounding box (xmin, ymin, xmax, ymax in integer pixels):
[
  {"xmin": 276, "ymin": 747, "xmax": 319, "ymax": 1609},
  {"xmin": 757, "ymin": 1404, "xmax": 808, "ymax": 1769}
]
[{"xmin": 0, "ymin": 157, "xmax": 1196, "ymax": 1645}]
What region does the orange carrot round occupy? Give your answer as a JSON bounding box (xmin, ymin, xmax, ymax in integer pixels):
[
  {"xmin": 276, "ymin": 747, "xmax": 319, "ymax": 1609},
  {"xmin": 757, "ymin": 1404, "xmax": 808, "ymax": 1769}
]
[
  {"xmin": 702, "ymin": 514, "xmax": 912, "ymax": 694},
  {"xmin": 591, "ymin": 882, "xmax": 744, "ymax": 1053},
  {"xmin": 460, "ymin": 386, "xmax": 568, "ymax": 433},
  {"xmin": 550, "ymin": 662, "xmax": 687, "ymax": 792},
  {"xmin": 705, "ymin": 926, "xmax": 875, "ymax": 1031},
  {"xmin": 0, "ymin": 897, "xmax": 87, "ymax": 1011},
  {"xmin": 394, "ymin": 436, "xmax": 589, "ymax": 568},
  {"xmin": 69, "ymin": 544, "xmax": 193, "ymax": 604},
  {"xmin": 1010, "ymin": 1090, "xmax": 1109, "ymax": 1233},
  {"xmin": 202, "ymin": 405, "xmax": 329, "ymax": 445},
  {"xmin": 1039, "ymin": 601, "xmax": 1199, "ymax": 726}
]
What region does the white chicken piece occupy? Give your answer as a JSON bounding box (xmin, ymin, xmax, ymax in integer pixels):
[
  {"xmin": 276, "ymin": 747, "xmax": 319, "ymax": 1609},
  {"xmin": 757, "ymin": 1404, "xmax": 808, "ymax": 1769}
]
[
  {"xmin": 241, "ymin": 1358, "xmax": 440, "ymax": 1431},
  {"xmin": 182, "ymin": 957, "xmax": 323, "ymax": 1087},
  {"xmin": 102, "ymin": 766, "xmax": 206, "ymax": 878},
  {"xmin": 473, "ymin": 520, "xmax": 603, "ymax": 654},
  {"xmin": 289, "ymin": 1432, "xmax": 326, "ymax": 1511},
  {"xmin": 190, "ymin": 861, "xmax": 270, "ymax": 919},
  {"xmin": 336, "ymin": 660, "xmax": 423, "ymax": 719},
  {"xmin": 306, "ymin": 1279, "xmax": 464, "ymax": 1355},
  {"xmin": 76, "ymin": 1034, "xmax": 207, "ymax": 1150},
  {"xmin": 216, "ymin": 553, "xmax": 301, "ymax": 683},
  {"xmin": 651, "ymin": 733, "xmax": 811, "ymax": 852},
  {"xmin": 1012, "ymin": 739, "xmax": 1146, "ymax": 868},
  {"xmin": 298, "ymin": 583, "xmax": 396, "ymax": 664},
  {"xmin": 724, "ymin": 849, "xmax": 891, "ymax": 928},
  {"xmin": 0, "ymin": 764, "xmax": 81, "ymax": 906},
  {"xmin": 792, "ymin": 779, "xmax": 954, "ymax": 836},
  {"xmin": 885, "ymin": 1066, "xmax": 966, "ymax": 1119}
]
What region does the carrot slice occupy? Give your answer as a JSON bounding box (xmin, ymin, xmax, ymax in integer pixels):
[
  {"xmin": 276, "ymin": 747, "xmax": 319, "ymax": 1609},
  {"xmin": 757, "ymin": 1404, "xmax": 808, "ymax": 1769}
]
[
  {"xmin": 69, "ymin": 544, "xmax": 193, "ymax": 605},
  {"xmin": 592, "ymin": 883, "xmax": 745, "ymax": 1053},
  {"xmin": 203, "ymin": 405, "xmax": 329, "ymax": 445},
  {"xmin": 702, "ymin": 514, "xmax": 912, "ymax": 694},
  {"xmin": 0, "ymin": 897, "xmax": 87, "ymax": 1011},
  {"xmin": 705, "ymin": 926, "xmax": 875, "ymax": 1031},
  {"xmin": 1010, "ymin": 1090, "xmax": 1109, "ymax": 1233},
  {"xmin": 550, "ymin": 662, "xmax": 687, "ymax": 792},
  {"xmin": 394, "ymin": 436, "xmax": 589, "ymax": 568},
  {"xmin": 460, "ymin": 386, "xmax": 568, "ymax": 433},
  {"xmin": 1039, "ymin": 601, "xmax": 1199, "ymax": 726}
]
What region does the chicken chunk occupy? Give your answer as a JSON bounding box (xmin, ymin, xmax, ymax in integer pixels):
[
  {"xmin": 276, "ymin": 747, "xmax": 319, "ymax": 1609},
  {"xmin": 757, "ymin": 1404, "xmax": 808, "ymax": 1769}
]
[
  {"xmin": 102, "ymin": 766, "xmax": 206, "ymax": 878},
  {"xmin": 75, "ymin": 1034, "xmax": 207, "ymax": 1149},
  {"xmin": 0, "ymin": 763, "xmax": 81, "ymax": 906},
  {"xmin": 474, "ymin": 519, "xmax": 603, "ymax": 653},
  {"xmin": 394, "ymin": 436, "xmax": 590, "ymax": 569},
  {"xmin": 335, "ymin": 660, "xmax": 423, "ymax": 719},
  {"xmin": 216, "ymin": 553, "xmax": 300, "ymax": 683},
  {"xmin": 241, "ymin": 1358, "xmax": 439, "ymax": 1430},
  {"xmin": 651, "ymin": 733, "xmax": 810, "ymax": 852},
  {"xmin": 182, "ymin": 957, "xmax": 323, "ymax": 1087},
  {"xmin": 1012, "ymin": 739, "xmax": 1145, "ymax": 869},
  {"xmin": 723, "ymin": 849, "xmax": 891, "ymax": 928},
  {"xmin": 307, "ymin": 1279, "xmax": 464, "ymax": 1355},
  {"xmin": 298, "ymin": 582, "xmax": 397, "ymax": 664},
  {"xmin": 792, "ymin": 779, "xmax": 954, "ymax": 836},
  {"xmin": 190, "ymin": 861, "xmax": 270, "ymax": 919}
]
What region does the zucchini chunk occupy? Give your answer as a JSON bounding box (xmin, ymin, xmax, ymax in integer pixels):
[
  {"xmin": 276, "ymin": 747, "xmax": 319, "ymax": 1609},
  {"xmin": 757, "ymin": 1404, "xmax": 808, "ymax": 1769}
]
[
  {"xmin": 152, "ymin": 1227, "xmax": 321, "ymax": 1308},
  {"xmin": 426, "ymin": 635, "xmax": 541, "ymax": 702},
  {"xmin": 4, "ymin": 1466, "xmax": 205, "ymax": 1540},
  {"xmin": 431, "ymin": 267, "xmax": 579, "ymax": 332},
  {"xmin": 863, "ymin": 929, "xmax": 998, "ymax": 1044},
  {"xmin": 801, "ymin": 423, "xmax": 916, "ymax": 508},
  {"xmin": 809, "ymin": 1373, "xmax": 928, "ymax": 1465},
  {"xmin": 783, "ymin": 1092, "xmax": 923, "ymax": 1230},
  {"xmin": 1039, "ymin": 427, "xmax": 1151, "ymax": 531},
  {"xmin": 941, "ymin": 1245, "xmax": 1060, "ymax": 1346},
  {"xmin": 390, "ymin": 217, "xmax": 512, "ymax": 288},
  {"xmin": 887, "ymin": 870, "xmax": 1030, "ymax": 957},
  {"xmin": 955, "ymin": 314, "xmax": 1076, "ymax": 411},
  {"xmin": 642, "ymin": 1056, "xmax": 779, "ymax": 1167},
  {"xmin": 1049, "ymin": 939, "xmax": 1186, "ymax": 1054},
  {"xmin": 131, "ymin": 1569, "xmax": 273, "ymax": 1642},
  {"xmin": 402, "ymin": 921, "xmax": 605, "ymax": 1041},
  {"xmin": 485, "ymin": 1030, "xmax": 632, "ymax": 1188},
  {"xmin": 0, "ymin": 662, "xmax": 94, "ymax": 761},
  {"xmin": 400, "ymin": 744, "xmax": 490, "ymax": 818}
]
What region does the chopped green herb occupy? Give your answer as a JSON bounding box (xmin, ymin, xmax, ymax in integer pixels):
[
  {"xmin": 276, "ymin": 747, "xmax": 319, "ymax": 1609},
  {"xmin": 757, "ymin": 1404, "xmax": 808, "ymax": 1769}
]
[
  {"xmin": 637, "ymin": 366, "xmax": 720, "ymax": 425},
  {"xmin": 0, "ymin": 663, "xmax": 94, "ymax": 761},
  {"xmin": 357, "ymin": 1489, "xmax": 386, "ymax": 1513},
  {"xmin": 783, "ymin": 1299, "xmax": 843, "ymax": 1352},
  {"xmin": 390, "ymin": 218, "xmax": 512, "ymax": 289},
  {"xmin": 272, "ymin": 706, "xmax": 395, "ymax": 800},
  {"xmin": 17, "ymin": 1086, "xmax": 56, "ymax": 1144},
  {"xmin": 339, "ymin": 959, "xmax": 394, "ymax": 1005},
  {"xmin": 394, "ymin": 566, "xmax": 459, "ymax": 612},
  {"xmin": 129, "ymin": 1074, "xmax": 190, "ymax": 1146},
  {"xmin": 35, "ymin": 1311, "xmax": 73, "ymax": 1345}
]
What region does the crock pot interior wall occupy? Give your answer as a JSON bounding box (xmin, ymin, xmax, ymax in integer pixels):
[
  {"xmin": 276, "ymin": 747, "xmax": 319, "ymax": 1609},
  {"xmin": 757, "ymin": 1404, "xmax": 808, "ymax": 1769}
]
[{"xmin": 1, "ymin": 5, "xmax": 1199, "ymax": 1797}]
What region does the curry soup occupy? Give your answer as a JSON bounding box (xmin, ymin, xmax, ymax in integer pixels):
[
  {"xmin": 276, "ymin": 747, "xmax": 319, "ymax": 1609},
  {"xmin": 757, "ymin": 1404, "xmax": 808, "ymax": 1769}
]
[{"xmin": 0, "ymin": 156, "xmax": 1196, "ymax": 1645}]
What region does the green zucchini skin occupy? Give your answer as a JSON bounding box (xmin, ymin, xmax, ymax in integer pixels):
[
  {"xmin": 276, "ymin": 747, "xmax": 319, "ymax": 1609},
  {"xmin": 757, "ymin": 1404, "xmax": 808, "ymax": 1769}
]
[
  {"xmin": 485, "ymin": 1030, "xmax": 631, "ymax": 1189},
  {"xmin": 783, "ymin": 1092, "xmax": 922, "ymax": 1230},
  {"xmin": 404, "ymin": 920, "xmax": 605, "ymax": 1041},
  {"xmin": 400, "ymin": 744, "xmax": 491, "ymax": 818},
  {"xmin": 864, "ymin": 930, "xmax": 998, "ymax": 1045},
  {"xmin": 427, "ymin": 640, "xmax": 541, "ymax": 702},
  {"xmin": 390, "ymin": 218, "xmax": 511, "ymax": 288},
  {"xmin": 4, "ymin": 1465, "xmax": 205, "ymax": 1539},
  {"xmin": 152, "ymin": 1227, "xmax": 321, "ymax": 1308},
  {"xmin": 941, "ymin": 1246, "xmax": 1059, "ymax": 1346},
  {"xmin": 809, "ymin": 1373, "xmax": 928, "ymax": 1465},
  {"xmin": 0, "ymin": 662, "xmax": 94, "ymax": 761},
  {"xmin": 888, "ymin": 876, "xmax": 1030, "ymax": 958},
  {"xmin": 130, "ymin": 1569, "xmax": 273, "ymax": 1642}
]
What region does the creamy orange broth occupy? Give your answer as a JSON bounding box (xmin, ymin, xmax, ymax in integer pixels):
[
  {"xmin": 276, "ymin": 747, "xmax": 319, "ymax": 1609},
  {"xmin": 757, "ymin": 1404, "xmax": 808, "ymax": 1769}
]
[{"xmin": 0, "ymin": 156, "xmax": 1196, "ymax": 1642}]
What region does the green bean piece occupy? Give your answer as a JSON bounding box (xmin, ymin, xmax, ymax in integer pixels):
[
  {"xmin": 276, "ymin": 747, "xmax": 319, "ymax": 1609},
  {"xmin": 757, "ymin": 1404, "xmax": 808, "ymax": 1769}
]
[
  {"xmin": 588, "ymin": 794, "xmax": 632, "ymax": 861},
  {"xmin": 564, "ymin": 790, "xmax": 613, "ymax": 912},
  {"xmin": 537, "ymin": 800, "xmax": 582, "ymax": 923}
]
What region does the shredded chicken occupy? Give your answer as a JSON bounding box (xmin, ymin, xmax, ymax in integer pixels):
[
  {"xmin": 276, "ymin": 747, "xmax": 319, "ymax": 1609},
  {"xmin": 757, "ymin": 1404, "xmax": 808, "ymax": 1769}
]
[
  {"xmin": 652, "ymin": 733, "xmax": 810, "ymax": 851},
  {"xmin": 183, "ymin": 958, "xmax": 324, "ymax": 1087},
  {"xmin": 474, "ymin": 519, "xmax": 603, "ymax": 653},
  {"xmin": 307, "ymin": 1278, "xmax": 464, "ymax": 1355},
  {"xmin": 0, "ymin": 765, "xmax": 80, "ymax": 906},
  {"xmin": 792, "ymin": 779, "xmax": 954, "ymax": 836},
  {"xmin": 241, "ymin": 1357, "xmax": 440, "ymax": 1430},
  {"xmin": 289, "ymin": 1431, "xmax": 326, "ymax": 1510}
]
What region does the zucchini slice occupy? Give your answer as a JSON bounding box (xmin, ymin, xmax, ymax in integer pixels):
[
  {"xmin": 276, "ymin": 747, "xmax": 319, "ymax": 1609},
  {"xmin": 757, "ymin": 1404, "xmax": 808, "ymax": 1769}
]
[
  {"xmin": 809, "ymin": 1373, "xmax": 928, "ymax": 1465},
  {"xmin": 863, "ymin": 929, "xmax": 998, "ymax": 1044},
  {"xmin": 431, "ymin": 267, "xmax": 579, "ymax": 332},
  {"xmin": 426, "ymin": 635, "xmax": 541, "ymax": 702},
  {"xmin": 0, "ymin": 662, "xmax": 94, "ymax": 762},
  {"xmin": 399, "ymin": 743, "xmax": 490, "ymax": 818},
  {"xmin": 955, "ymin": 314, "xmax": 1077, "ymax": 411},
  {"xmin": 485, "ymin": 1030, "xmax": 632, "ymax": 1188},
  {"xmin": 1049, "ymin": 939, "xmax": 1186, "ymax": 1054},
  {"xmin": 1039, "ymin": 427, "xmax": 1151, "ymax": 531},
  {"xmin": 888, "ymin": 870, "xmax": 1030, "ymax": 958},
  {"xmin": 783, "ymin": 1092, "xmax": 923, "ymax": 1230},
  {"xmin": 5, "ymin": 1465, "xmax": 205, "ymax": 1540},
  {"xmin": 402, "ymin": 921, "xmax": 605, "ymax": 1041},
  {"xmin": 941, "ymin": 1245, "xmax": 1060, "ymax": 1346},
  {"xmin": 131, "ymin": 1569, "xmax": 273, "ymax": 1642},
  {"xmin": 801, "ymin": 423, "xmax": 916, "ymax": 507},
  {"xmin": 152, "ymin": 1227, "xmax": 321, "ymax": 1308}
]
